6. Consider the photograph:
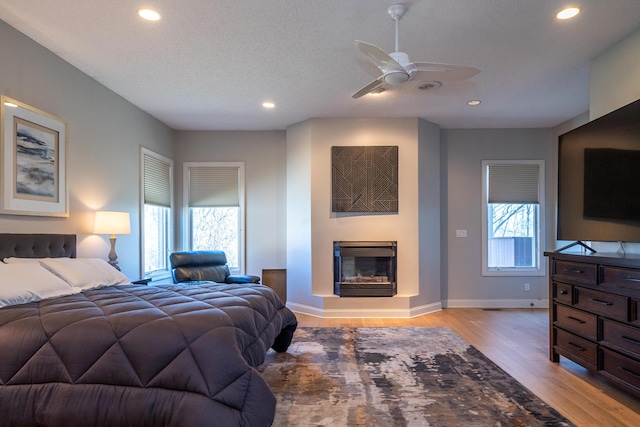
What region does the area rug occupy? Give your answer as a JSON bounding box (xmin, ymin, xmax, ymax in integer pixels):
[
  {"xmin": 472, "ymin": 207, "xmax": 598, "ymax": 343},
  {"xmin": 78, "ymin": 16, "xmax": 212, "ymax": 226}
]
[{"xmin": 258, "ymin": 327, "xmax": 574, "ymax": 427}]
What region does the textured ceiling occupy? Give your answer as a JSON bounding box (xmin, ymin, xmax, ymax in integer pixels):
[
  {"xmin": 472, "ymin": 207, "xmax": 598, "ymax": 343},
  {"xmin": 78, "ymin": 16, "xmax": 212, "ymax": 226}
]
[{"xmin": 1, "ymin": 1, "xmax": 639, "ymax": 131}]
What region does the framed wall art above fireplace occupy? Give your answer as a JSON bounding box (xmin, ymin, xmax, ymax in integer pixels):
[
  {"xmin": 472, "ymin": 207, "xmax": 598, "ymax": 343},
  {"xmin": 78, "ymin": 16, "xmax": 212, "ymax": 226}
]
[
  {"xmin": 331, "ymin": 145, "xmax": 398, "ymax": 213},
  {"xmin": 1, "ymin": 96, "xmax": 68, "ymax": 217}
]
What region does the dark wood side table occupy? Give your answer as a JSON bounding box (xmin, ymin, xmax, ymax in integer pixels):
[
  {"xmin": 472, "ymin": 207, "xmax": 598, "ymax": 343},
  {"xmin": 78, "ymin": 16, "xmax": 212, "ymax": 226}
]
[{"xmin": 262, "ymin": 269, "xmax": 286, "ymax": 303}]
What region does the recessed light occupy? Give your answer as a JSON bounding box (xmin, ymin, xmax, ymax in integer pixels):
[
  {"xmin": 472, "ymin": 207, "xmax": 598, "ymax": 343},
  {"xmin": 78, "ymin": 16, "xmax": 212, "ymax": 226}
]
[
  {"xmin": 3, "ymin": 101, "xmax": 18, "ymax": 108},
  {"xmin": 262, "ymin": 102, "xmax": 275, "ymax": 109},
  {"xmin": 138, "ymin": 8, "xmax": 161, "ymax": 21},
  {"xmin": 467, "ymin": 100, "xmax": 481, "ymax": 106},
  {"xmin": 557, "ymin": 7, "xmax": 580, "ymax": 20}
]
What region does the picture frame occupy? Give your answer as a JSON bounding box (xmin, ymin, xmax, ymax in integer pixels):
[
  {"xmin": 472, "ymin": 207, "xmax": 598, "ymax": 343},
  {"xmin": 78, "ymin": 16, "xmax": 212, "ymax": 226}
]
[
  {"xmin": 1, "ymin": 96, "xmax": 68, "ymax": 217},
  {"xmin": 332, "ymin": 145, "xmax": 398, "ymax": 213}
]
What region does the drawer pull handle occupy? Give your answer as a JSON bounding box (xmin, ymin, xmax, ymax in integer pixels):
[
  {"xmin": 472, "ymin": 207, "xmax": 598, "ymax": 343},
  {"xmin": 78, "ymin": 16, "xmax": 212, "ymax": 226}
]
[
  {"xmin": 568, "ymin": 342, "xmax": 585, "ymax": 351},
  {"xmin": 559, "ymin": 290, "xmax": 568, "ymax": 295},
  {"xmin": 564, "ymin": 268, "xmax": 584, "ymax": 274},
  {"xmin": 622, "ymin": 335, "xmax": 640, "ymax": 346},
  {"xmin": 624, "ymin": 277, "xmax": 640, "ymax": 283},
  {"xmin": 567, "ymin": 316, "xmax": 586, "ymax": 324},
  {"xmin": 590, "ymin": 298, "xmax": 613, "ymax": 306},
  {"xmin": 619, "ymin": 367, "xmax": 640, "ymax": 380}
]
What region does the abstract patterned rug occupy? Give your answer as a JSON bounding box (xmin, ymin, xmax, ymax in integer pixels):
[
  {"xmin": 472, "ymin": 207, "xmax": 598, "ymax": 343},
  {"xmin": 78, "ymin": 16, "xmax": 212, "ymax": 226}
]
[{"xmin": 258, "ymin": 327, "xmax": 574, "ymax": 426}]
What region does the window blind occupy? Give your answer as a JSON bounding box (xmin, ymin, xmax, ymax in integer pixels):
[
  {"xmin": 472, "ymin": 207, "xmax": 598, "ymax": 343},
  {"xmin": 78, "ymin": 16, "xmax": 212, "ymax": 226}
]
[
  {"xmin": 488, "ymin": 163, "xmax": 540, "ymax": 204},
  {"xmin": 144, "ymin": 153, "xmax": 171, "ymax": 207},
  {"xmin": 189, "ymin": 167, "xmax": 239, "ymax": 207}
]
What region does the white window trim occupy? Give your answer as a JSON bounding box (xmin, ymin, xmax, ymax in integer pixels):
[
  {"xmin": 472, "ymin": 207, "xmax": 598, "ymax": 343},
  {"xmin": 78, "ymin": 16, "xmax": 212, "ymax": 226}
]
[
  {"xmin": 140, "ymin": 147, "xmax": 173, "ymax": 280},
  {"xmin": 183, "ymin": 161, "xmax": 246, "ymax": 275},
  {"xmin": 481, "ymin": 160, "xmax": 545, "ymax": 277}
]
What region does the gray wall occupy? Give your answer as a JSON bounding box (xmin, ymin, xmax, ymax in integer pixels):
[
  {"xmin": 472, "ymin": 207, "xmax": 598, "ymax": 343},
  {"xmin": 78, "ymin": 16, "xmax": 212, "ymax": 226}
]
[
  {"xmin": 172, "ymin": 130, "xmax": 287, "ymax": 276},
  {"xmin": 0, "ymin": 20, "xmax": 173, "ymax": 280},
  {"xmin": 590, "ymin": 27, "xmax": 640, "ymax": 121},
  {"xmin": 441, "ymin": 128, "xmax": 554, "ymax": 307},
  {"xmin": 416, "ymin": 118, "xmax": 442, "ymax": 309}
]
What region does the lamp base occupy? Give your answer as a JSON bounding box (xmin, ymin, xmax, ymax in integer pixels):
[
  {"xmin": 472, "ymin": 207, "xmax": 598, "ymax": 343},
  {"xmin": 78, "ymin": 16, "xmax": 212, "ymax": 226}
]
[{"xmin": 108, "ymin": 235, "xmax": 121, "ymax": 271}]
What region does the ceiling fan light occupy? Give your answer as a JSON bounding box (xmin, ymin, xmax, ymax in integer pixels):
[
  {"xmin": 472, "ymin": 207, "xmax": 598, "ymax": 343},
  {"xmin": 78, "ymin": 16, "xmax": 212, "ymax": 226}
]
[{"xmin": 384, "ymin": 71, "xmax": 409, "ymax": 85}]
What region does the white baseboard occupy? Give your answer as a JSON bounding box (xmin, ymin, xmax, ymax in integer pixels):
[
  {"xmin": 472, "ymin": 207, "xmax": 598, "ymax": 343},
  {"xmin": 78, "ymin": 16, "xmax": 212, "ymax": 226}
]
[
  {"xmin": 286, "ymin": 302, "xmax": 324, "ymax": 318},
  {"xmin": 287, "ymin": 301, "xmax": 443, "ymax": 318},
  {"xmin": 409, "ymin": 302, "xmax": 443, "ymax": 317},
  {"xmin": 443, "ymin": 299, "xmax": 549, "ymax": 309}
]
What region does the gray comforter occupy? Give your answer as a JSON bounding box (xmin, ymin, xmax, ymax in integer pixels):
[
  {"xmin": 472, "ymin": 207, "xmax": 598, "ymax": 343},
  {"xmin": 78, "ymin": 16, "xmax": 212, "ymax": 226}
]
[{"xmin": 0, "ymin": 282, "xmax": 297, "ymax": 426}]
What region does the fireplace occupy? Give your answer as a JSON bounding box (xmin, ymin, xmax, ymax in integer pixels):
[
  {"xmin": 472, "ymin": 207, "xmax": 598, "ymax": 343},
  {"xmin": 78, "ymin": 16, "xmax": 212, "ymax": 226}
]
[{"xmin": 333, "ymin": 241, "xmax": 397, "ymax": 297}]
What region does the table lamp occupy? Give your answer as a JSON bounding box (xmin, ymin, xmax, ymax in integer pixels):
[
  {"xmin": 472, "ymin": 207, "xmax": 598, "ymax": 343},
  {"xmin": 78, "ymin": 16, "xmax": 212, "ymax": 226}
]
[{"xmin": 94, "ymin": 211, "xmax": 131, "ymax": 271}]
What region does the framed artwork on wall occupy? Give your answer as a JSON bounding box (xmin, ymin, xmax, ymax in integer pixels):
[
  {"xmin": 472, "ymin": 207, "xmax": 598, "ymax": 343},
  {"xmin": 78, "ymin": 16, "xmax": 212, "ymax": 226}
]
[
  {"xmin": 1, "ymin": 96, "xmax": 68, "ymax": 217},
  {"xmin": 332, "ymin": 145, "xmax": 398, "ymax": 213}
]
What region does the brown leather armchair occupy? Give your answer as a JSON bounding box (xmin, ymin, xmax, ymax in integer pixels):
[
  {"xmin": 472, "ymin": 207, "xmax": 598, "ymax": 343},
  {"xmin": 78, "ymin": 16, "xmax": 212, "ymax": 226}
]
[{"xmin": 170, "ymin": 251, "xmax": 260, "ymax": 284}]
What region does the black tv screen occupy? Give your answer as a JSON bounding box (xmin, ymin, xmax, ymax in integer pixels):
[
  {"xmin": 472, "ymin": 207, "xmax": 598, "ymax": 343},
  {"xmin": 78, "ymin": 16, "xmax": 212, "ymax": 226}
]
[{"xmin": 558, "ymin": 98, "xmax": 640, "ymax": 243}]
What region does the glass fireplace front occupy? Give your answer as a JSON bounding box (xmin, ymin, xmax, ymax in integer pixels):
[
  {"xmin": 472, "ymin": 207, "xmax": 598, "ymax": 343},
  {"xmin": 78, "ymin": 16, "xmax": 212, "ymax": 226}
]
[{"xmin": 333, "ymin": 241, "xmax": 397, "ymax": 297}]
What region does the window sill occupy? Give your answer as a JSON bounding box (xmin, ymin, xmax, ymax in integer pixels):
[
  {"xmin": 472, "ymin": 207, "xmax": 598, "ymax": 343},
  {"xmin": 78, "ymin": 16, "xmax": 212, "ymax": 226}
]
[
  {"xmin": 482, "ymin": 268, "xmax": 544, "ymax": 277},
  {"xmin": 145, "ymin": 270, "xmax": 172, "ymax": 281}
]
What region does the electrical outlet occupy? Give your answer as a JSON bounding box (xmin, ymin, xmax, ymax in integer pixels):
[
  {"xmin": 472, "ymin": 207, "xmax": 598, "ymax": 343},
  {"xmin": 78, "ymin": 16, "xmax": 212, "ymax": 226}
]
[
  {"xmin": 456, "ymin": 229, "xmax": 467, "ymax": 238},
  {"xmin": 524, "ymin": 283, "xmax": 530, "ymax": 291}
]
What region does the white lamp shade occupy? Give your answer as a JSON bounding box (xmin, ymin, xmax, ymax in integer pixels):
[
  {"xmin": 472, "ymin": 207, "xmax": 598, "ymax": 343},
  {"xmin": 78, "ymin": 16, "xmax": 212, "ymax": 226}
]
[{"xmin": 94, "ymin": 211, "xmax": 131, "ymax": 235}]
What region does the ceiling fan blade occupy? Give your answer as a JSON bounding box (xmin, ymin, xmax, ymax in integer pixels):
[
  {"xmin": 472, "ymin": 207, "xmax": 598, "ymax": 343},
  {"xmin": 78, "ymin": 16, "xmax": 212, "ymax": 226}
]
[
  {"xmin": 354, "ymin": 40, "xmax": 405, "ymax": 73},
  {"xmin": 352, "ymin": 77, "xmax": 384, "ymax": 99},
  {"xmin": 408, "ymin": 62, "xmax": 480, "ymax": 82}
]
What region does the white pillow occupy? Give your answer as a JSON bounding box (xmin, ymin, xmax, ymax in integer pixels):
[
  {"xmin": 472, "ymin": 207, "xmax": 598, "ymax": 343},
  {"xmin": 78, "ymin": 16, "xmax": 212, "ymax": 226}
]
[
  {"xmin": 0, "ymin": 263, "xmax": 75, "ymax": 308},
  {"xmin": 39, "ymin": 258, "xmax": 130, "ymax": 291},
  {"xmin": 76, "ymin": 258, "xmax": 130, "ymax": 285}
]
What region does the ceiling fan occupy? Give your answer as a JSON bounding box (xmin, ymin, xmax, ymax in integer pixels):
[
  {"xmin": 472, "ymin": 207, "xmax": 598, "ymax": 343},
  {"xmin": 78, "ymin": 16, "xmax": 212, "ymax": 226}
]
[{"xmin": 352, "ymin": 4, "xmax": 480, "ymax": 99}]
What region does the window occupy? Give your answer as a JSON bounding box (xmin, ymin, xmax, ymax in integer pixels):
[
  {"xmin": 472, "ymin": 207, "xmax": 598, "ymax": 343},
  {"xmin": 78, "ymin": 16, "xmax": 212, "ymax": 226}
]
[
  {"xmin": 141, "ymin": 148, "xmax": 173, "ymax": 279},
  {"xmin": 184, "ymin": 162, "xmax": 245, "ymax": 274},
  {"xmin": 142, "ymin": 150, "xmax": 173, "ymax": 278},
  {"xmin": 481, "ymin": 160, "xmax": 545, "ymax": 276}
]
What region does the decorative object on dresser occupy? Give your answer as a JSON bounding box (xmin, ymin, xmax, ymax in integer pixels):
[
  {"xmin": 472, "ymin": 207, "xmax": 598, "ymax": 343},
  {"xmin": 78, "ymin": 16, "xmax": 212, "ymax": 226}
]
[
  {"xmin": 93, "ymin": 210, "xmax": 131, "ymax": 271},
  {"xmin": 546, "ymin": 251, "xmax": 640, "ymax": 397},
  {"xmin": 1, "ymin": 96, "xmax": 69, "ymax": 217}
]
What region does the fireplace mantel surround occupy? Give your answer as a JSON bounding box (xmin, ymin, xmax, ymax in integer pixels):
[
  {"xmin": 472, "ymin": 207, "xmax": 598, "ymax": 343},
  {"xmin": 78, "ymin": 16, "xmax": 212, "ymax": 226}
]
[{"xmin": 285, "ymin": 117, "xmax": 443, "ymax": 318}]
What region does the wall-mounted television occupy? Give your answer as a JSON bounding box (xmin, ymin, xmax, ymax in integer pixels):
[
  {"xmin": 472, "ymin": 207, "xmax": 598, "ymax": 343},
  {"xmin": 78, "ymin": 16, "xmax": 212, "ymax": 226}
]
[{"xmin": 557, "ymin": 98, "xmax": 640, "ymax": 244}]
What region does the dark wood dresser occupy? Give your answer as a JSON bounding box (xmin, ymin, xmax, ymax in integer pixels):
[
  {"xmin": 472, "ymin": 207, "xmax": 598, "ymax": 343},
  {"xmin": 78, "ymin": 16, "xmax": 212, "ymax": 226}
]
[{"xmin": 546, "ymin": 251, "xmax": 640, "ymax": 397}]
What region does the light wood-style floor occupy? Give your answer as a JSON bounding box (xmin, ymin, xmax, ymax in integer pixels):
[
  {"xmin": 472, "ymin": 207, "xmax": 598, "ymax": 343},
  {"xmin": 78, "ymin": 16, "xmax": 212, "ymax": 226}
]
[{"xmin": 294, "ymin": 308, "xmax": 640, "ymax": 427}]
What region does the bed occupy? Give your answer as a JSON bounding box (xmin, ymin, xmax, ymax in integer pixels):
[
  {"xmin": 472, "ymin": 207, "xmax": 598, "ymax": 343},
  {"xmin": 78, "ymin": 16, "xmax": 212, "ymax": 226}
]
[{"xmin": 0, "ymin": 234, "xmax": 297, "ymax": 426}]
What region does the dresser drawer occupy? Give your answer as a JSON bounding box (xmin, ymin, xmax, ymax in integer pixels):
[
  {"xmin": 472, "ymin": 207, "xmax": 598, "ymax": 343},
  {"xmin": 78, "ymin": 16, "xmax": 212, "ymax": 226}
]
[
  {"xmin": 552, "ymin": 260, "xmax": 597, "ymax": 284},
  {"xmin": 555, "ymin": 328, "xmax": 597, "ymax": 368},
  {"xmin": 602, "ymin": 265, "xmax": 640, "ymax": 291},
  {"xmin": 602, "ymin": 319, "xmax": 640, "ymax": 359},
  {"xmin": 553, "ymin": 282, "xmax": 573, "ymax": 305},
  {"xmin": 555, "ymin": 304, "xmax": 598, "ymax": 340},
  {"xmin": 600, "ymin": 347, "xmax": 640, "ymax": 390},
  {"xmin": 575, "ymin": 287, "xmax": 628, "ymax": 322}
]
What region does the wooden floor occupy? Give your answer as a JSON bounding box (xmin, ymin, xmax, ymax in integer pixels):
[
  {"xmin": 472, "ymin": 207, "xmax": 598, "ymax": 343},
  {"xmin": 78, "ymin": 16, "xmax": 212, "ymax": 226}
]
[{"xmin": 294, "ymin": 308, "xmax": 640, "ymax": 427}]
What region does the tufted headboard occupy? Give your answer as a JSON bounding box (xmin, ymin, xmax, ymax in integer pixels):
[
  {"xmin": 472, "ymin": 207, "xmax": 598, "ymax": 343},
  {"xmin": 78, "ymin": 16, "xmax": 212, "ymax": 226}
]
[{"xmin": 0, "ymin": 234, "xmax": 76, "ymax": 259}]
